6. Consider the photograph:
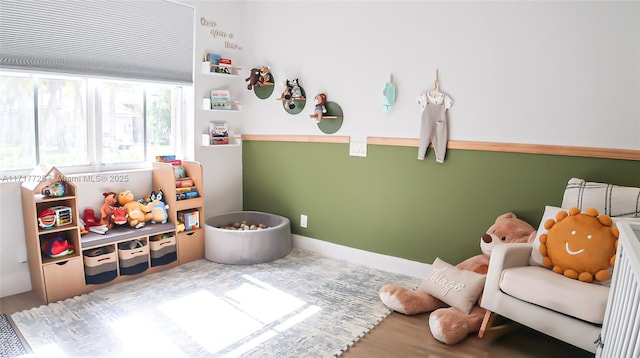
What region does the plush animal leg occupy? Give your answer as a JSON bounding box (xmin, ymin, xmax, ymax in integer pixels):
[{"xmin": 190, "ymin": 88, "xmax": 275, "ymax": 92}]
[
  {"xmin": 428, "ymin": 305, "xmax": 486, "ymax": 345},
  {"xmin": 379, "ymin": 284, "xmax": 447, "ymax": 315}
]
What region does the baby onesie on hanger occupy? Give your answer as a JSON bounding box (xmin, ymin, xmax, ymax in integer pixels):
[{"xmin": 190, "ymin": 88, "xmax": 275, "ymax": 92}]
[{"xmin": 417, "ymin": 91, "xmax": 453, "ymax": 163}]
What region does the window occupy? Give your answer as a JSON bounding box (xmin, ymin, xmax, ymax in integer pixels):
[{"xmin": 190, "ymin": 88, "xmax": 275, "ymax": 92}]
[{"xmin": 0, "ymin": 71, "xmax": 189, "ymax": 175}]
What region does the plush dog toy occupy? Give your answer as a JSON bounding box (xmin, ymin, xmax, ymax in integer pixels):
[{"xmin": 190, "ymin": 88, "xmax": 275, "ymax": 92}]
[{"xmin": 379, "ymin": 212, "xmax": 536, "ymax": 345}]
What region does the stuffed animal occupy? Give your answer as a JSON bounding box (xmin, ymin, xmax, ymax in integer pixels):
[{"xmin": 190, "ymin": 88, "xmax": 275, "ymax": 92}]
[
  {"xmin": 379, "ymin": 212, "xmax": 536, "ymax": 345},
  {"xmin": 259, "ymin": 66, "xmax": 271, "ymax": 85},
  {"xmin": 282, "ymin": 79, "xmax": 303, "ymax": 110},
  {"xmin": 82, "ymin": 208, "xmax": 101, "ymax": 229},
  {"xmin": 245, "ymin": 68, "xmax": 261, "ymax": 90},
  {"xmin": 281, "ymin": 80, "xmax": 294, "ymax": 109},
  {"xmin": 150, "ymin": 189, "xmax": 169, "ymax": 224},
  {"xmin": 100, "ymin": 192, "xmax": 118, "ymax": 229},
  {"xmin": 117, "ymin": 190, "xmax": 154, "ymax": 229},
  {"xmin": 309, "ymin": 93, "xmax": 327, "ymax": 122},
  {"xmin": 110, "ymin": 206, "xmax": 128, "ymax": 226},
  {"xmin": 289, "ymin": 78, "xmax": 302, "ymax": 98}
]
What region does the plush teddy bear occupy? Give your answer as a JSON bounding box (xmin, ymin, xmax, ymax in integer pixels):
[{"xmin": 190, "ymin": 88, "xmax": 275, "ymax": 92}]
[
  {"xmin": 379, "ymin": 212, "xmax": 536, "ymax": 345},
  {"xmin": 245, "ymin": 68, "xmax": 262, "ymax": 90}
]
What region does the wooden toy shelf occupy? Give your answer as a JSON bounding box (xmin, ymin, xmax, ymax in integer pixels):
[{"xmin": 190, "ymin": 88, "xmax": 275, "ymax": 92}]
[
  {"xmin": 20, "ymin": 164, "xmax": 206, "ymax": 304},
  {"xmin": 152, "ymin": 161, "xmax": 205, "ymax": 264}
]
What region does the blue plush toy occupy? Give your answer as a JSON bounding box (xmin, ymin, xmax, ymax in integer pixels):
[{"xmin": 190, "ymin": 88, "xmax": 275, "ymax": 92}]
[{"xmin": 150, "ymin": 189, "xmax": 169, "ymax": 224}]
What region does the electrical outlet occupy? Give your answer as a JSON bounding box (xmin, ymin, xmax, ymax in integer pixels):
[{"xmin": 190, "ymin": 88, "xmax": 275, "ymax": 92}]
[
  {"xmin": 349, "ymin": 141, "xmax": 367, "ymax": 157},
  {"xmin": 300, "ymin": 214, "xmax": 308, "ymax": 228}
]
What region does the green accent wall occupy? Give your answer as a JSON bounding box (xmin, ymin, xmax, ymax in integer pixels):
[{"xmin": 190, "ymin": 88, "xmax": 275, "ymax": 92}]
[{"xmin": 243, "ymin": 141, "xmax": 640, "ymax": 264}]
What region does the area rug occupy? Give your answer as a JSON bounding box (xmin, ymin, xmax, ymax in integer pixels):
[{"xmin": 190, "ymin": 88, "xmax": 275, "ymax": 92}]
[
  {"xmin": 11, "ymin": 248, "xmax": 416, "ymax": 357},
  {"xmin": 0, "ymin": 313, "xmax": 29, "ymax": 357}
]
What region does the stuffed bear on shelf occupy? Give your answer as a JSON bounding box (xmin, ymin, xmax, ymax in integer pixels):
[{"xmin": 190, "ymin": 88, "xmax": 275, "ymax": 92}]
[{"xmin": 379, "ymin": 212, "xmax": 536, "ymax": 345}]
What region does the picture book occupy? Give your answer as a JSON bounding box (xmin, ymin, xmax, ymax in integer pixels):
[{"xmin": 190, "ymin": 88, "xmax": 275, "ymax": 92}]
[
  {"xmin": 210, "ymin": 89, "xmax": 231, "ymax": 110},
  {"xmin": 218, "ymin": 58, "xmax": 233, "ymax": 74},
  {"xmin": 173, "ymin": 166, "xmax": 187, "ymax": 179},
  {"xmin": 207, "ymin": 52, "xmax": 221, "ymax": 73},
  {"xmin": 209, "ymin": 121, "xmax": 229, "ymax": 145},
  {"xmin": 156, "ymin": 155, "xmax": 182, "ymax": 165}
]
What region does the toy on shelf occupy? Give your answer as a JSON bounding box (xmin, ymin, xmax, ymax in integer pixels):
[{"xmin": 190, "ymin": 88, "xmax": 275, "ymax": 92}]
[
  {"xmin": 245, "ymin": 68, "xmax": 261, "ymax": 90},
  {"xmin": 259, "ymin": 66, "xmax": 272, "ymax": 85},
  {"xmin": 101, "ymin": 192, "xmax": 118, "ymax": 229},
  {"xmin": 38, "ymin": 209, "xmax": 56, "ymax": 229},
  {"xmin": 246, "ymin": 66, "xmax": 273, "ymax": 90},
  {"xmin": 48, "ymin": 206, "xmax": 73, "ymax": 226},
  {"xmin": 41, "ymin": 182, "xmax": 66, "ymax": 197},
  {"xmin": 41, "ymin": 235, "xmax": 75, "ymax": 258},
  {"xmin": 309, "ymin": 93, "xmax": 327, "ymax": 122},
  {"xmin": 118, "ymin": 190, "xmax": 154, "ymax": 229},
  {"xmin": 150, "ymin": 189, "xmax": 169, "ymax": 224},
  {"xmin": 82, "ymin": 208, "xmax": 100, "ymax": 229},
  {"xmin": 110, "ymin": 206, "xmax": 128, "ymax": 226},
  {"xmin": 178, "ymin": 210, "xmax": 200, "ymax": 231},
  {"xmin": 281, "ymin": 79, "xmax": 304, "ymax": 110}
]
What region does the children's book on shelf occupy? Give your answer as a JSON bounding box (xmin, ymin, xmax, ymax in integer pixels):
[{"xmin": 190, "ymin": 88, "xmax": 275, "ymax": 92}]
[
  {"xmin": 210, "ymin": 89, "xmax": 232, "ymax": 110},
  {"xmin": 206, "ymin": 53, "xmax": 233, "ymax": 74},
  {"xmin": 218, "ymin": 58, "xmax": 232, "ymax": 74},
  {"xmin": 209, "ymin": 121, "xmax": 229, "ymax": 145},
  {"xmin": 207, "ymin": 52, "xmax": 221, "ymax": 73},
  {"xmin": 175, "ymin": 178, "xmax": 194, "ymax": 187},
  {"xmin": 173, "ymin": 166, "xmax": 187, "ymax": 179},
  {"xmin": 156, "ymin": 155, "xmax": 182, "ymax": 166}
]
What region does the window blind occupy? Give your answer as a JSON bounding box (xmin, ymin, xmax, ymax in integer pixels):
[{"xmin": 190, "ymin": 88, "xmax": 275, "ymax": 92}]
[{"xmin": 0, "ymin": 0, "xmax": 194, "ymax": 84}]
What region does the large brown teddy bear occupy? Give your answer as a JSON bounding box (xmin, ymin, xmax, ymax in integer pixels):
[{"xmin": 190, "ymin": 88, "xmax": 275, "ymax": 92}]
[{"xmin": 379, "ymin": 212, "xmax": 536, "ymax": 345}]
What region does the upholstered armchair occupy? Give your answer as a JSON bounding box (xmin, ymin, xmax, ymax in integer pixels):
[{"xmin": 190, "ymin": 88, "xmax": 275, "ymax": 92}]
[{"xmin": 479, "ymin": 178, "xmax": 640, "ymax": 353}]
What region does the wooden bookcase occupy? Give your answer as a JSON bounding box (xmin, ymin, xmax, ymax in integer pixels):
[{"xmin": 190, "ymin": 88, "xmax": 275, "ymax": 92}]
[
  {"xmin": 151, "ymin": 160, "xmax": 205, "ymax": 264},
  {"xmin": 19, "ymin": 165, "xmax": 194, "ymax": 304},
  {"xmin": 20, "ymin": 166, "xmax": 85, "ymax": 303}
]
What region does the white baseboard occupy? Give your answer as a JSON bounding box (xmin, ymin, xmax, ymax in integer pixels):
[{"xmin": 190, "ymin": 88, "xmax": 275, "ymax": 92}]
[{"xmin": 292, "ymin": 234, "xmax": 430, "ymax": 279}]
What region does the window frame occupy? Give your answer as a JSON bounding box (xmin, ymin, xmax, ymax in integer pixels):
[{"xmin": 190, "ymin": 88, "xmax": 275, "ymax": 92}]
[{"xmin": 0, "ymin": 69, "xmax": 192, "ymax": 177}]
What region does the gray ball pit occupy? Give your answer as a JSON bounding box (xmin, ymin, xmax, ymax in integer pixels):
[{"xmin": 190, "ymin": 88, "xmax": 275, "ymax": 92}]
[{"xmin": 205, "ymin": 211, "xmax": 292, "ymax": 264}]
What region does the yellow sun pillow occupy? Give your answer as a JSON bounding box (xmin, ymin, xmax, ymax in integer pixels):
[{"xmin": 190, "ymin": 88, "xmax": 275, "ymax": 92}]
[{"xmin": 539, "ymin": 207, "xmax": 619, "ymax": 283}]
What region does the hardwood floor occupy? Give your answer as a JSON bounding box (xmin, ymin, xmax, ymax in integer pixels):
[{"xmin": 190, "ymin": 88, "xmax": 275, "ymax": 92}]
[
  {"xmin": 344, "ymin": 312, "xmax": 593, "ymax": 358},
  {"xmin": 1, "ymin": 291, "xmax": 593, "ymax": 357}
]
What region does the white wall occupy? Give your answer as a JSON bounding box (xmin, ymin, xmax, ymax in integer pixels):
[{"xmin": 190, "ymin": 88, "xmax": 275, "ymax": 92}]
[
  {"xmin": 0, "ymin": 182, "xmax": 30, "ymax": 296},
  {"xmin": 190, "ymin": 1, "xmax": 246, "ymax": 217},
  {"xmin": 238, "ymin": 1, "xmax": 640, "ymax": 150}
]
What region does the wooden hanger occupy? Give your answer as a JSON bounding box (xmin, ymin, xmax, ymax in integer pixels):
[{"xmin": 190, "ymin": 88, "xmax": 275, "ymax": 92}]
[{"xmin": 430, "ymin": 69, "xmax": 442, "ymax": 97}]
